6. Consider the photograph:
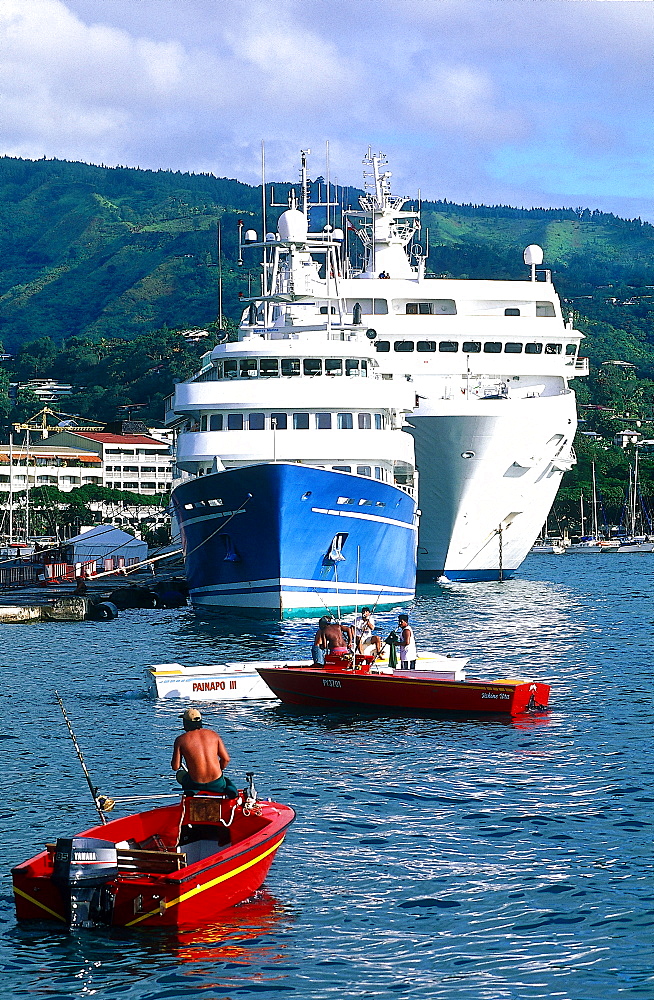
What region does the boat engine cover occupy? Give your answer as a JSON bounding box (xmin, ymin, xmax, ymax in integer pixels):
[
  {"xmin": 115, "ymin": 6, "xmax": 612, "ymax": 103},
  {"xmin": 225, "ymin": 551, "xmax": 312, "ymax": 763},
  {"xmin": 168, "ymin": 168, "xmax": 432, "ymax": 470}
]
[{"xmin": 52, "ymin": 837, "xmax": 118, "ymax": 887}]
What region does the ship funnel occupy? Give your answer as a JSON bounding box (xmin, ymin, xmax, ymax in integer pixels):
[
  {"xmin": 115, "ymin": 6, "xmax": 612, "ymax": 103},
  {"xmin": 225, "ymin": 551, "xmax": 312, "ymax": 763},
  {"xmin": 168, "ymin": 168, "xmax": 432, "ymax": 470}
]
[{"xmin": 277, "ymin": 209, "xmax": 308, "ymax": 242}]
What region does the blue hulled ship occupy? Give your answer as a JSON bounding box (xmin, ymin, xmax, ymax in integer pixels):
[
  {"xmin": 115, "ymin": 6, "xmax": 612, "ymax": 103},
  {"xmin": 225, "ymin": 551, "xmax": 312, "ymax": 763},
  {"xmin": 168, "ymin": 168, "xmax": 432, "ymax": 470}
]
[{"xmin": 166, "ymin": 168, "xmax": 419, "ymax": 617}]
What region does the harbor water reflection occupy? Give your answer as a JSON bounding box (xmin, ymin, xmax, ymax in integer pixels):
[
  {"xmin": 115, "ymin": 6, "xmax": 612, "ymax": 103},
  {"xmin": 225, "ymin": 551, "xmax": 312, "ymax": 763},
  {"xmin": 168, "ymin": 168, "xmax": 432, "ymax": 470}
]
[{"xmin": 1, "ymin": 554, "xmax": 652, "ymax": 998}]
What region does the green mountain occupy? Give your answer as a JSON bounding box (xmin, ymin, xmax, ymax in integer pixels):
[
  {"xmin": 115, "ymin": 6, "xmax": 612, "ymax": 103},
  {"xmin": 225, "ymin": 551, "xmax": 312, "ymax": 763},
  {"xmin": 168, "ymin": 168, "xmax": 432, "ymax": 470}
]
[
  {"xmin": 2, "ymin": 154, "xmax": 654, "ymax": 364},
  {"xmin": 3, "ymin": 154, "xmax": 654, "ymax": 505}
]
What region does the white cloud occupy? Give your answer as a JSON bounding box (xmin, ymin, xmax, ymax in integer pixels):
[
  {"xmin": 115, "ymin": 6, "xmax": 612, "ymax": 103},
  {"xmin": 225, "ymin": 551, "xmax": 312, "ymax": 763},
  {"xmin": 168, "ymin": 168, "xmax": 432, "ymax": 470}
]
[{"xmin": 0, "ymin": 0, "xmax": 652, "ymax": 218}]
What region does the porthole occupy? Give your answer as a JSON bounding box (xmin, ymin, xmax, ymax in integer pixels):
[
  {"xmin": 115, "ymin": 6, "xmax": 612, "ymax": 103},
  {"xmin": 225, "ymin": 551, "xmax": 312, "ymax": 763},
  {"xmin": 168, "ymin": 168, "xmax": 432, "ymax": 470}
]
[{"xmin": 461, "ymin": 451, "xmax": 475, "ymax": 459}]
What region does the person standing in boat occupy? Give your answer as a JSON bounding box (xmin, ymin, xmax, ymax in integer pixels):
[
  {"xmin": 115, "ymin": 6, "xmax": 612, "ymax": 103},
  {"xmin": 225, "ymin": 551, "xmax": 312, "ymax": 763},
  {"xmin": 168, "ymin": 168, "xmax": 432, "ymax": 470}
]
[
  {"xmin": 398, "ymin": 613, "xmax": 417, "ymax": 669},
  {"xmin": 171, "ymin": 708, "xmax": 238, "ymax": 796}
]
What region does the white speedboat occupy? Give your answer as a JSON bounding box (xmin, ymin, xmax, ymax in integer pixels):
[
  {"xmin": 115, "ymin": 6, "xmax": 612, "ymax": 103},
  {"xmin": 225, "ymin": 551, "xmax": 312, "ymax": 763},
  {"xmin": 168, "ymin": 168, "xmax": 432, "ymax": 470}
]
[{"xmin": 146, "ymin": 651, "xmax": 470, "ymax": 700}]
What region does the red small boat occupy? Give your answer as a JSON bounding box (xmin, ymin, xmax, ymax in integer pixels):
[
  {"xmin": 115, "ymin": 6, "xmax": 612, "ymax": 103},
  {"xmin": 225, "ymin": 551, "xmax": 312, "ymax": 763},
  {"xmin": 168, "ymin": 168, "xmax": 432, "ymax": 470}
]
[
  {"xmin": 256, "ymin": 652, "xmax": 550, "ymax": 716},
  {"xmin": 12, "ymin": 791, "xmax": 295, "ymax": 930}
]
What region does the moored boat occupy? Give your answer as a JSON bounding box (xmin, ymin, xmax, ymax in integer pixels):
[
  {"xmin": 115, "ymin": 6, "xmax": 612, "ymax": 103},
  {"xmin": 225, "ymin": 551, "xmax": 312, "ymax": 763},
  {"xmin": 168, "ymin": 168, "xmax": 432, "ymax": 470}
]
[
  {"xmin": 146, "ymin": 649, "xmax": 470, "ymax": 700},
  {"xmin": 256, "ymin": 656, "xmax": 549, "ymax": 716},
  {"xmin": 12, "ymin": 788, "xmax": 295, "ymax": 930},
  {"xmin": 147, "ymin": 661, "xmax": 279, "ymax": 700}
]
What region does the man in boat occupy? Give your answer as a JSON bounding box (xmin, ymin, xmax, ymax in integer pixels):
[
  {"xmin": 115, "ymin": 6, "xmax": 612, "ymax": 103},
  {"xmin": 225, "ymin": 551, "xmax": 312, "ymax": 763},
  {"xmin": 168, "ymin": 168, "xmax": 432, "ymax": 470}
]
[
  {"xmin": 354, "ymin": 607, "xmax": 383, "ymax": 657},
  {"xmin": 398, "ymin": 613, "xmax": 417, "ymax": 670},
  {"xmin": 312, "ymin": 615, "xmax": 353, "ymax": 664},
  {"xmin": 171, "ymin": 708, "xmax": 238, "ymax": 797}
]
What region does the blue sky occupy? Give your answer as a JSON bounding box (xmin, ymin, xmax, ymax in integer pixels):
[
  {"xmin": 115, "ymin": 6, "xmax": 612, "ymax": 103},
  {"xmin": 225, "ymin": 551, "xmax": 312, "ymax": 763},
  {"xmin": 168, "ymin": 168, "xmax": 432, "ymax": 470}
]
[{"xmin": 1, "ymin": 0, "xmax": 653, "ymax": 219}]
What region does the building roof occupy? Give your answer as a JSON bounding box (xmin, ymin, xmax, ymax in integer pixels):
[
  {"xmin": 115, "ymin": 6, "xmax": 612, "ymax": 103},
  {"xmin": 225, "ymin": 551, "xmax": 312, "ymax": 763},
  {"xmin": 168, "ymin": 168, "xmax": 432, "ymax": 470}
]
[{"xmin": 71, "ymin": 432, "xmax": 167, "ymax": 446}]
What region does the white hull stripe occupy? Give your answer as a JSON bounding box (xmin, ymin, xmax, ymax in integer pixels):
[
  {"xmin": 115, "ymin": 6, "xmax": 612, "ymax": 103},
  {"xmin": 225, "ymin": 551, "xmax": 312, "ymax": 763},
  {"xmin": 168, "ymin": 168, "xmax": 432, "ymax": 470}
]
[
  {"xmin": 311, "ymin": 507, "xmax": 417, "ymax": 530},
  {"xmin": 191, "ymin": 577, "xmax": 414, "ymax": 595}
]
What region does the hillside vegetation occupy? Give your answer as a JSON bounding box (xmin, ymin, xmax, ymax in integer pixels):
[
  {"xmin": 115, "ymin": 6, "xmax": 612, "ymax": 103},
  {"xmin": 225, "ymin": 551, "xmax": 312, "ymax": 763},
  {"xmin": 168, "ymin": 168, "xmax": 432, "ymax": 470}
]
[{"xmin": 2, "ymin": 155, "xmax": 654, "ymax": 528}]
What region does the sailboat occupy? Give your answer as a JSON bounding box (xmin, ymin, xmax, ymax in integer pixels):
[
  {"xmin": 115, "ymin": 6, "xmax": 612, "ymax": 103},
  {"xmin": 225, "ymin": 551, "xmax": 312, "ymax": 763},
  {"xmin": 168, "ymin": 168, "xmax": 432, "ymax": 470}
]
[
  {"xmin": 529, "ymin": 516, "xmax": 566, "ymax": 554},
  {"xmin": 613, "ymin": 451, "xmax": 654, "ymax": 552}
]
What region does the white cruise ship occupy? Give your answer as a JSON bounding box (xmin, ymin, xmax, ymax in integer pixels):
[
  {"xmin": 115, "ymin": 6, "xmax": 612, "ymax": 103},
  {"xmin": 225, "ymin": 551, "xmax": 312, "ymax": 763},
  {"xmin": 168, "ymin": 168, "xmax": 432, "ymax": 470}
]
[
  {"xmin": 336, "ymin": 151, "xmax": 587, "ymax": 580},
  {"xmin": 227, "ymin": 148, "xmax": 584, "ymax": 582}
]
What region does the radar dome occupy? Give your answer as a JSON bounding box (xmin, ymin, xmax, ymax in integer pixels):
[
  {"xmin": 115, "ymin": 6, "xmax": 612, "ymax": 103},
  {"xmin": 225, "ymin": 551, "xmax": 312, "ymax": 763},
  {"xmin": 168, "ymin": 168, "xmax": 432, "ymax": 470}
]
[
  {"xmin": 277, "ymin": 209, "xmax": 308, "ymax": 242},
  {"xmin": 523, "ymin": 244, "xmax": 544, "ymax": 266},
  {"xmin": 244, "ymin": 229, "xmax": 257, "ymax": 242}
]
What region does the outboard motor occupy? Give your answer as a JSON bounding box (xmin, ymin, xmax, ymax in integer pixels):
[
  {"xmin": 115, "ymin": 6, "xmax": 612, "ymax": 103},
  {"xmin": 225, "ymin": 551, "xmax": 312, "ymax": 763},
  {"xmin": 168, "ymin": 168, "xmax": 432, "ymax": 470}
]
[{"xmin": 52, "ymin": 837, "xmax": 118, "ymax": 928}]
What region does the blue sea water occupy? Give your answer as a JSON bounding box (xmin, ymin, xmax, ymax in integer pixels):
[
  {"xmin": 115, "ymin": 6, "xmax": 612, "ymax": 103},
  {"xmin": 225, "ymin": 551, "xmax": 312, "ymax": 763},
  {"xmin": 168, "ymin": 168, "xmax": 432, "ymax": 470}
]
[{"xmin": 0, "ymin": 554, "xmax": 652, "ymax": 1000}]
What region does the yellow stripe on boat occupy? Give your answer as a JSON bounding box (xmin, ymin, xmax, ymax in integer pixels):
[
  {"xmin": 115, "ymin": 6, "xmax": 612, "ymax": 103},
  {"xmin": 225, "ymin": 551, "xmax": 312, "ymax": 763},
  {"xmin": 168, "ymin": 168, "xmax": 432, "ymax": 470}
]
[
  {"xmin": 13, "ymin": 885, "xmax": 67, "ymax": 923},
  {"xmin": 125, "ymin": 835, "xmax": 286, "ymax": 927}
]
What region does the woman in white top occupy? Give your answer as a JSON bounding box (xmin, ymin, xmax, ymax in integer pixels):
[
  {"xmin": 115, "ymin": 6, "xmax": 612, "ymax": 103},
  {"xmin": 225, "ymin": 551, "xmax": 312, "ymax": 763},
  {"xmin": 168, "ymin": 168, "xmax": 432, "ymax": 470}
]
[{"xmin": 398, "ymin": 613, "xmax": 417, "ymax": 669}]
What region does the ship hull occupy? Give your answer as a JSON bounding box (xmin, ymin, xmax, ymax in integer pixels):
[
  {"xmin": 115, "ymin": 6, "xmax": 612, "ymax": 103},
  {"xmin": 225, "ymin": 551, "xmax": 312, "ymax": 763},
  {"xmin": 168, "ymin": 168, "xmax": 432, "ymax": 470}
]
[
  {"xmin": 171, "ymin": 463, "xmax": 417, "ymax": 617},
  {"xmin": 408, "ymin": 390, "xmax": 577, "ymax": 582}
]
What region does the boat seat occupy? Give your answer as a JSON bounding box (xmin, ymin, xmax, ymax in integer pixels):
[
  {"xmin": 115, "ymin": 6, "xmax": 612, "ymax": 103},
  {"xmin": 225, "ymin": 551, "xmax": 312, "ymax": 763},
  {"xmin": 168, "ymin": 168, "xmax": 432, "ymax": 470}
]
[
  {"xmin": 182, "ymin": 838, "xmax": 224, "ymax": 865},
  {"xmin": 115, "ymin": 847, "xmax": 187, "ymax": 874}
]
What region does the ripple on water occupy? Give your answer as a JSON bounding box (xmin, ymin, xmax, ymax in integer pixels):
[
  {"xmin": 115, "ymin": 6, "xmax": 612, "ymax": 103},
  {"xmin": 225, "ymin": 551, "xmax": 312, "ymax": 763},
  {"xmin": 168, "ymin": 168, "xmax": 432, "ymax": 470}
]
[{"xmin": 1, "ymin": 558, "xmax": 653, "ymax": 998}]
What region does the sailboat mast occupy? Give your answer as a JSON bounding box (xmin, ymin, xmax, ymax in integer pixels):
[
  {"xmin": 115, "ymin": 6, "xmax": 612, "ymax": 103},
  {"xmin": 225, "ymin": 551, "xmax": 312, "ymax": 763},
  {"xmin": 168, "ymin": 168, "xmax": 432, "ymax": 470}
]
[
  {"xmin": 580, "ymin": 492, "xmax": 585, "ymax": 537},
  {"xmin": 592, "ymin": 462, "xmax": 598, "ymax": 540}
]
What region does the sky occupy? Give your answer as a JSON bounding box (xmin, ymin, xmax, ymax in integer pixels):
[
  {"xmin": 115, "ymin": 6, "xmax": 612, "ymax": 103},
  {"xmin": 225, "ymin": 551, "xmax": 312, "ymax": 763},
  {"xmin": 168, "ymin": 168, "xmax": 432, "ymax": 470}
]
[{"xmin": 1, "ymin": 0, "xmax": 653, "ymax": 220}]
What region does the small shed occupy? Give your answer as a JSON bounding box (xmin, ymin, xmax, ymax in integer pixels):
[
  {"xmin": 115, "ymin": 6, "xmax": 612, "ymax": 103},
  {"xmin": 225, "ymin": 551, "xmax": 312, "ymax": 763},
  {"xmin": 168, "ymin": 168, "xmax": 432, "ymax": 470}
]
[{"xmin": 64, "ymin": 525, "xmax": 147, "ymax": 570}]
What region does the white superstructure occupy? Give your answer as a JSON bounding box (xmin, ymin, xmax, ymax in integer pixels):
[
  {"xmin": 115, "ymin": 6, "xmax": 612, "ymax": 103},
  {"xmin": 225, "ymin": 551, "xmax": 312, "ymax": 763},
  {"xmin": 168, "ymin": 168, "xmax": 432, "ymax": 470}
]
[{"xmin": 223, "ymin": 149, "xmax": 586, "ymax": 581}]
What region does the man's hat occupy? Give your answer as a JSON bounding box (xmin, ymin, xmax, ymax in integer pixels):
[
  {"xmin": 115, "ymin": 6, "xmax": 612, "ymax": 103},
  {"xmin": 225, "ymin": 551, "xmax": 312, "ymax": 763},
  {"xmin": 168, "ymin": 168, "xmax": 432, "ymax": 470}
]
[{"xmin": 179, "ymin": 707, "xmax": 202, "ymax": 724}]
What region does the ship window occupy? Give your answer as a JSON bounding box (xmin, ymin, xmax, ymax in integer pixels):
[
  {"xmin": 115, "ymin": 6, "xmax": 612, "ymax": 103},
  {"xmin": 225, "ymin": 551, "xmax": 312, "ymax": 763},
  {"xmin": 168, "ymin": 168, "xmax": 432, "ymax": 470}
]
[
  {"xmin": 249, "ymin": 413, "xmax": 265, "ymax": 430},
  {"xmin": 239, "ymin": 358, "xmax": 258, "ymax": 377},
  {"xmin": 346, "ymin": 359, "xmax": 360, "ymax": 375},
  {"xmin": 293, "ymin": 413, "xmax": 310, "ymax": 429},
  {"xmin": 565, "ymin": 344, "xmax": 577, "ymax": 356},
  {"xmin": 536, "ymin": 301, "xmax": 556, "ymax": 317},
  {"xmin": 227, "ymin": 414, "xmax": 243, "ymax": 430},
  {"xmin": 320, "ymin": 306, "xmax": 337, "ymax": 314},
  {"xmin": 463, "ymin": 341, "xmax": 481, "ymax": 353},
  {"xmin": 417, "ymin": 341, "xmax": 436, "ymax": 353},
  {"xmin": 361, "ymin": 360, "xmax": 368, "ymax": 375},
  {"xmin": 375, "ymin": 467, "xmax": 383, "ymax": 480},
  {"xmin": 209, "ymin": 414, "xmax": 223, "ymax": 431},
  {"xmin": 281, "ymin": 358, "xmax": 300, "ymax": 376},
  {"xmin": 505, "ymin": 308, "xmax": 520, "ymax": 316},
  {"xmin": 325, "ymin": 359, "xmax": 343, "ymax": 376},
  {"xmin": 525, "ymin": 343, "xmax": 543, "ymax": 354},
  {"xmin": 375, "ymin": 341, "xmax": 390, "ymax": 352},
  {"xmin": 271, "ymin": 412, "xmax": 287, "ymax": 429},
  {"xmin": 405, "ymin": 300, "xmax": 456, "ymax": 315},
  {"xmin": 505, "ymin": 342, "xmax": 523, "ymax": 353},
  {"xmin": 345, "ymin": 298, "xmax": 388, "ymax": 315},
  {"xmin": 358, "ymin": 412, "xmax": 372, "ymax": 429},
  {"xmin": 316, "ymin": 413, "xmax": 332, "ymax": 429},
  {"xmin": 259, "ymin": 358, "xmax": 279, "ymax": 377},
  {"xmin": 338, "ymin": 412, "xmax": 354, "ymax": 429},
  {"xmin": 545, "ymin": 343, "xmax": 562, "ymax": 354},
  {"xmin": 395, "ymin": 341, "xmax": 415, "ymax": 352},
  {"xmin": 214, "ymin": 360, "xmax": 223, "ymax": 378},
  {"xmin": 303, "ymin": 358, "xmax": 322, "ymax": 376},
  {"xmin": 357, "ymin": 466, "xmax": 372, "ymax": 477},
  {"xmin": 375, "ymin": 413, "xmax": 384, "ymax": 430},
  {"xmin": 484, "ymin": 342, "xmax": 502, "ymax": 353},
  {"xmin": 439, "ymin": 341, "xmax": 458, "ymax": 353},
  {"xmin": 224, "ymin": 359, "xmax": 238, "ymax": 378},
  {"xmin": 200, "ymin": 415, "xmax": 208, "ymax": 431}
]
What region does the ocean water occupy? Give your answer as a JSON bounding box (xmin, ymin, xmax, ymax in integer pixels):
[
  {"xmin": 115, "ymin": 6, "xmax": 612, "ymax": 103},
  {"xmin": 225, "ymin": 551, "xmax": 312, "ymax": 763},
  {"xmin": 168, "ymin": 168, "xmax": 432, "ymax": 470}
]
[{"xmin": 0, "ymin": 554, "xmax": 652, "ymax": 1000}]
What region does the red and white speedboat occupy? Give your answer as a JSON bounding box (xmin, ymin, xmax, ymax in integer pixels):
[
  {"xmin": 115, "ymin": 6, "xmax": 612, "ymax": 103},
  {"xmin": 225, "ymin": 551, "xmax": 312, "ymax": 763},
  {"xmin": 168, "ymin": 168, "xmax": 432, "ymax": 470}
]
[
  {"xmin": 12, "ymin": 787, "xmax": 294, "ymax": 930},
  {"xmin": 256, "ymin": 652, "xmax": 550, "ymax": 716}
]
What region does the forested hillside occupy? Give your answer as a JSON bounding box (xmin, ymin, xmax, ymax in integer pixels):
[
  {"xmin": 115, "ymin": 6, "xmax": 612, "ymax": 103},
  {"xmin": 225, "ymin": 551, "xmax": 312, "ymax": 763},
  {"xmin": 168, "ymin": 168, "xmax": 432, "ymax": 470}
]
[{"xmin": 3, "ymin": 154, "xmax": 654, "ymax": 529}]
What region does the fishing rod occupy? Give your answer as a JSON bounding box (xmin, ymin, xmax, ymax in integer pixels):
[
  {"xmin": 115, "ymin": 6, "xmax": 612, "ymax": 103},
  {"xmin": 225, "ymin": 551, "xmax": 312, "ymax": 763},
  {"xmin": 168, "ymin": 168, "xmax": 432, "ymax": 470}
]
[{"xmin": 54, "ymin": 691, "xmax": 113, "ymax": 824}]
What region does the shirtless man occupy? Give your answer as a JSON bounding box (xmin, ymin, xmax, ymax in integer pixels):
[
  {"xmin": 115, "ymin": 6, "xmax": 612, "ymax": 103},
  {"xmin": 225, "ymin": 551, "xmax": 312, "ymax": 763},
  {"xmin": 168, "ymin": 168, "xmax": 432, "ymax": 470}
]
[
  {"xmin": 312, "ymin": 615, "xmax": 353, "ymax": 663},
  {"xmin": 171, "ymin": 708, "xmax": 238, "ymax": 796}
]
